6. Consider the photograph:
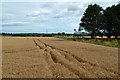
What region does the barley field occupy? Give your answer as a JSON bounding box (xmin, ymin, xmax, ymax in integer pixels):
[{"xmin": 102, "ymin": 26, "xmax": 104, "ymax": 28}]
[{"xmin": 2, "ymin": 37, "xmax": 118, "ymax": 78}]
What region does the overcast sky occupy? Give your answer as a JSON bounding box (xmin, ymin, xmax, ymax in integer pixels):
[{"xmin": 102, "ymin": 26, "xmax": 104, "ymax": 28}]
[{"xmin": 1, "ymin": 1, "xmax": 119, "ymax": 33}]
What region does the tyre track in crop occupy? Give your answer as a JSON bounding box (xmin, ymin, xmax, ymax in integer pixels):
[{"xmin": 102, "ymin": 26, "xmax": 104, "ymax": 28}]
[
  {"xmin": 35, "ymin": 39, "xmax": 93, "ymax": 78},
  {"xmin": 37, "ymin": 39, "xmax": 117, "ymax": 74},
  {"xmin": 34, "ymin": 38, "xmax": 117, "ymax": 78},
  {"xmin": 33, "ymin": 38, "xmax": 55, "ymax": 77},
  {"xmin": 57, "ymin": 48, "xmax": 118, "ymax": 77},
  {"xmin": 57, "ymin": 49, "xmax": 118, "ymax": 77},
  {"xmin": 37, "ymin": 39, "xmax": 118, "ymax": 77},
  {"xmin": 33, "ymin": 38, "xmax": 79, "ymax": 78},
  {"xmin": 34, "ymin": 39, "xmax": 81, "ymax": 77}
]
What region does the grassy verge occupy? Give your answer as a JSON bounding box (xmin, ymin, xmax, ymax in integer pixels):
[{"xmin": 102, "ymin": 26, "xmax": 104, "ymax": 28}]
[{"xmin": 55, "ymin": 36, "xmax": 119, "ymax": 48}]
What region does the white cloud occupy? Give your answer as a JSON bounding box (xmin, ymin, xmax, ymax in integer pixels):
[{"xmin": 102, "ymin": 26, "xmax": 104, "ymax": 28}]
[
  {"xmin": 53, "ymin": 3, "xmax": 85, "ymax": 20},
  {"xmin": 69, "ymin": 23, "xmax": 79, "ymax": 28},
  {"xmin": 2, "ymin": 22, "xmax": 29, "ymax": 26},
  {"xmin": 27, "ymin": 8, "xmax": 52, "ymax": 22},
  {"xmin": 2, "ymin": 2, "xmax": 119, "ymax": 33},
  {"xmin": 27, "ymin": 8, "xmax": 52, "ymax": 17},
  {"xmin": 30, "ymin": 16, "xmax": 48, "ymax": 22},
  {"xmin": 53, "ymin": 8, "xmax": 68, "ymax": 18}
]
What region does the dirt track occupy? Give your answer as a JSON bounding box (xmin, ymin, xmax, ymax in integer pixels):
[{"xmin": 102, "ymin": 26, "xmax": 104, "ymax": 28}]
[{"xmin": 2, "ymin": 37, "xmax": 118, "ymax": 78}]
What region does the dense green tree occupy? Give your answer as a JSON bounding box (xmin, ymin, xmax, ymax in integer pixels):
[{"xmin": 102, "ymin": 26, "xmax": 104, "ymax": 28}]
[
  {"xmin": 80, "ymin": 4, "xmax": 103, "ymax": 39},
  {"xmin": 62, "ymin": 32, "xmax": 65, "ymax": 35},
  {"xmin": 113, "ymin": 3, "xmax": 120, "ymax": 39},
  {"xmin": 103, "ymin": 4, "xmax": 120, "ymax": 39},
  {"xmin": 57, "ymin": 32, "xmax": 61, "ymax": 35}
]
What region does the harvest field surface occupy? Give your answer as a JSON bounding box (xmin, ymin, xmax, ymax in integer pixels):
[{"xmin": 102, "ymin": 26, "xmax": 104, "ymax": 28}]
[{"xmin": 2, "ymin": 37, "xmax": 119, "ymax": 78}]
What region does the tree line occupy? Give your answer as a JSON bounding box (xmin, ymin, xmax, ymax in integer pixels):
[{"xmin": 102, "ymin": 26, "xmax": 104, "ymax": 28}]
[
  {"xmin": 79, "ymin": 3, "xmax": 120, "ymax": 39},
  {"xmin": 1, "ymin": 32, "xmax": 70, "ymax": 37}
]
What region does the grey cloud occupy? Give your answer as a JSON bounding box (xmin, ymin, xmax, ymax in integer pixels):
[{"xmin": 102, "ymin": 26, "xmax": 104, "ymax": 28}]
[
  {"xmin": 67, "ymin": 4, "xmax": 80, "ymax": 11},
  {"xmin": 52, "ymin": 14, "xmax": 64, "ymax": 19}
]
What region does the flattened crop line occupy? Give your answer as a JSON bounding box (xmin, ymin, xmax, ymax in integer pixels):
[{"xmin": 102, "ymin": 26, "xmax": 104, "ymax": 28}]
[
  {"xmin": 58, "ymin": 48, "xmax": 118, "ymax": 75},
  {"xmin": 36, "ymin": 39, "xmax": 42, "ymax": 42},
  {"xmin": 33, "ymin": 38, "xmax": 44, "ymax": 49},
  {"xmin": 33, "ymin": 39, "xmax": 56, "ymax": 77},
  {"xmin": 72, "ymin": 54, "xmax": 96, "ymax": 66},
  {"xmin": 37, "ymin": 39, "xmax": 47, "ymax": 47},
  {"xmin": 72, "ymin": 54, "xmax": 118, "ymax": 75},
  {"xmin": 43, "ymin": 43, "xmax": 48, "ymax": 47},
  {"xmin": 36, "ymin": 39, "xmax": 89, "ymax": 77},
  {"xmin": 42, "ymin": 52, "xmax": 55, "ymax": 77},
  {"xmin": 37, "ymin": 39, "xmax": 56, "ymax": 50},
  {"xmin": 36, "ymin": 39, "xmax": 118, "ymax": 76},
  {"xmin": 33, "ymin": 38, "xmax": 38, "ymax": 46},
  {"xmin": 37, "ymin": 39, "xmax": 93, "ymax": 65},
  {"xmin": 36, "ymin": 39, "xmax": 80, "ymax": 77},
  {"xmin": 49, "ymin": 50, "xmax": 93, "ymax": 78},
  {"xmin": 49, "ymin": 51, "xmax": 58, "ymax": 63}
]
